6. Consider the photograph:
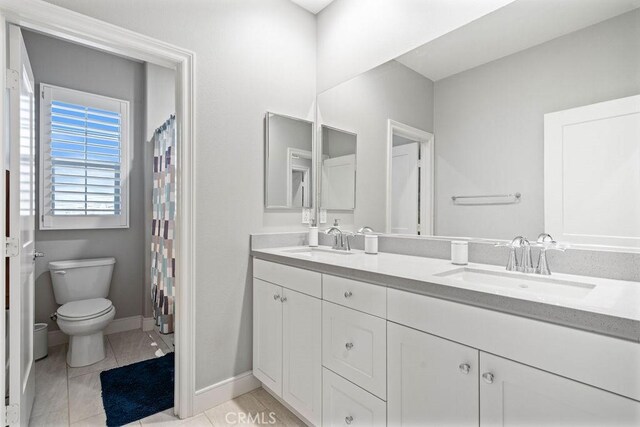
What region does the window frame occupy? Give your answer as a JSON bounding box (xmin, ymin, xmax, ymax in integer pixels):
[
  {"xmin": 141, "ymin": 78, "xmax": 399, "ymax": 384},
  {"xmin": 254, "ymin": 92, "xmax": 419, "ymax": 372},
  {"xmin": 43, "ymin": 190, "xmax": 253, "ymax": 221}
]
[{"xmin": 39, "ymin": 83, "xmax": 131, "ymax": 230}]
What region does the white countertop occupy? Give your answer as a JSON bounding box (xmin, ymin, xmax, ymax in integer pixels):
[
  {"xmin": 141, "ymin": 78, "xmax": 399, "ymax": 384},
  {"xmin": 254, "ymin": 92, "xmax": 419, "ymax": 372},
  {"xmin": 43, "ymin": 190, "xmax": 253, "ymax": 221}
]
[{"xmin": 252, "ymin": 246, "xmax": 640, "ymax": 341}]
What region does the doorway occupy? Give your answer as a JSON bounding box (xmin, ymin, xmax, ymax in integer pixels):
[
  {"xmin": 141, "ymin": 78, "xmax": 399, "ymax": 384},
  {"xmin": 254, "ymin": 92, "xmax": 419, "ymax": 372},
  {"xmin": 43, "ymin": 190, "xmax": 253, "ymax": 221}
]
[{"xmin": 0, "ymin": 3, "xmax": 196, "ymax": 425}]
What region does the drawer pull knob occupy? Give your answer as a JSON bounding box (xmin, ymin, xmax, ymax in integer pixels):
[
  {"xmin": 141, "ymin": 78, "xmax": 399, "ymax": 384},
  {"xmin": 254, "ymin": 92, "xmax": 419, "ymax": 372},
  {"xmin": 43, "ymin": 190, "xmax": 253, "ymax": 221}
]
[
  {"xmin": 281, "ymin": 296, "xmax": 288, "ymax": 303},
  {"xmin": 344, "ymin": 291, "xmax": 353, "ymax": 298},
  {"xmin": 345, "ymin": 342, "xmax": 354, "ymax": 350},
  {"xmin": 458, "ymin": 363, "xmax": 471, "ymax": 374},
  {"xmin": 273, "ymin": 294, "xmax": 281, "ymax": 301},
  {"xmin": 482, "ymin": 372, "xmax": 494, "ymax": 384},
  {"xmin": 345, "ymin": 416, "xmax": 354, "ymax": 424}
]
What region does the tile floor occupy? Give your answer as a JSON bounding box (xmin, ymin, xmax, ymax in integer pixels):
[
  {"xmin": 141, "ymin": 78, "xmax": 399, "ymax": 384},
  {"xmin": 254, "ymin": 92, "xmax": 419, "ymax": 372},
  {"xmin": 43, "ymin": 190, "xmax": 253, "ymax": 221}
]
[{"xmin": 29, "ymin": 329, "xmax": 303, "ymax": 426}]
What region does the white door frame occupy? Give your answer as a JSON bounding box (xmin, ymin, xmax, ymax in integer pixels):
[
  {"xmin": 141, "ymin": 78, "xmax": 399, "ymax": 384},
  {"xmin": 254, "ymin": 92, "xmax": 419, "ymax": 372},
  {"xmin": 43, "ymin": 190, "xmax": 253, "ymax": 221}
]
[
  {"xmin": 0, "ymin": 0, "xmax": 197, "ymax": 420},
  {"xmin": 386, "ymin": 120, "xmax": 434, "ymax": 235}
]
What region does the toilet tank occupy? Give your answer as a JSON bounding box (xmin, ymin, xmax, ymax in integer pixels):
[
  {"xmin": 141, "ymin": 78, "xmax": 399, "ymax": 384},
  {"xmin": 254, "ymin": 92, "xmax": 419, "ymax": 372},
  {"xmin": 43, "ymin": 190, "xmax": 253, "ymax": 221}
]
[{"xmin": 49, "ymin": 258, "xmax": 116, "ymax": 304}]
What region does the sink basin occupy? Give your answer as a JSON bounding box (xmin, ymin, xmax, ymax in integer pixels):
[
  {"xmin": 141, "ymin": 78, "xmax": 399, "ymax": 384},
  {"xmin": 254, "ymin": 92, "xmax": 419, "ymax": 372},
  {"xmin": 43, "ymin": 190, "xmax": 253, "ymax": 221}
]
[
  {"xmin": 282, "ymin": 247, "xmax": 354, "ymax": 256},
  {"xmin": 435, "ymin": 267, "xmax": 595, "ymax": 299}
]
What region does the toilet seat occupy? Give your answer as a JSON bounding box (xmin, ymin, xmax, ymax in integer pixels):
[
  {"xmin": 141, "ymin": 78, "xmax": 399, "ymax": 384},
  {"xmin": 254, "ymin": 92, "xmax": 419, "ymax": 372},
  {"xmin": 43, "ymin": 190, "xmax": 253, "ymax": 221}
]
[{"xmin": 57, "ymin": 298, "xmax": 113, "ymax": 321}]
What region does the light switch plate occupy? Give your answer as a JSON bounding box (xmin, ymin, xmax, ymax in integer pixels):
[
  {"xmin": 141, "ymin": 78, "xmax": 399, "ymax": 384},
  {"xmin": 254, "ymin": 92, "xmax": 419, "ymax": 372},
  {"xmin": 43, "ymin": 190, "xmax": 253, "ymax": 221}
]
[
  {"xmin": 302, "ymin": 208, "xmax": 311, "ymax": 224},
  {"xmin": 320, "ymin": 209, "xmax": 327, "ymax": 224}
]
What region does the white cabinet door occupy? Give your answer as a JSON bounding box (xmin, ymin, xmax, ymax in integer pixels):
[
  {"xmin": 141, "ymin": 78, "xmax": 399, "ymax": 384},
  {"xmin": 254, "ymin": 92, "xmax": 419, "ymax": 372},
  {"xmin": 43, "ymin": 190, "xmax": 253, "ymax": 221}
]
[
  {"xmin": 282, "ymin": 288, "xmax": 321, "ymax": 425},
  {"xmin": 253, "ymin": 279, "xmax": 283, "ymax": 395},
  {"xmin": 480, "ymin": 352, "xmax": 640, "ymax": 427},
  {"xmin": 388, "ymin": 322, "xmax": 479, "ymax": 427}
]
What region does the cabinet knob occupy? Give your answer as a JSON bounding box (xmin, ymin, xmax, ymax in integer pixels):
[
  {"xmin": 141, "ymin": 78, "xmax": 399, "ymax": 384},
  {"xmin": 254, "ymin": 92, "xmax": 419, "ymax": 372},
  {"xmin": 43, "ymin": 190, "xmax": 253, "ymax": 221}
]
[
  {"xmin": 344, "ymin": 291, "xmax": 353, "ymax": 298},
  {"xmin": 482, "ymin": 372, "xmax": 494, "ymax": 384},
  {"xmin": 281, "ymin": 296, "xmax": 288, "ymax": 303},
  {"xmin": 273, "ymin": 294, "xmax": 281, "ymax": 301},
  {"xmin": 345, "ymin": 342, "xmax": 354, "ymax": 350},
  {"xmin": 345, "ymin": 415, "xmax": 354, "ymax": 425},
  {"xmin": 458, "ymin": 363, "xmax": 471, "ymax": 374}
]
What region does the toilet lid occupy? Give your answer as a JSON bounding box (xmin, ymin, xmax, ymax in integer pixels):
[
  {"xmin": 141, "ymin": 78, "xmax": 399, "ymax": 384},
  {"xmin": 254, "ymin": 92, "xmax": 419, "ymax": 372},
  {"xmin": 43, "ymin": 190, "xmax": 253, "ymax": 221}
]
[{"xmin": 57, "ymin": 298, "xmax": 113, "ymax": 320}]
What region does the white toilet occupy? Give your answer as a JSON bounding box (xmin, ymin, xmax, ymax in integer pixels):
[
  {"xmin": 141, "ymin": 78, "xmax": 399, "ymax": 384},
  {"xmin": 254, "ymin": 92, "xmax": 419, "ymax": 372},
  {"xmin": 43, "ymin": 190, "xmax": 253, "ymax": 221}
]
[{"xmin": 49, "ymin": 257, "xmax": 117, "ymax": 367}]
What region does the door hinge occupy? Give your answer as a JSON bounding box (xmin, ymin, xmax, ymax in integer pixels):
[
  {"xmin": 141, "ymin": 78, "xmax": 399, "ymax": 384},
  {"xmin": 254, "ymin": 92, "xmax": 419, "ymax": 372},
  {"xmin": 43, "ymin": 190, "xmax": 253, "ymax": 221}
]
[
  {"xmin": 4, "ymin": 404, "xmax": 19, "ymax": 425},
  {"xmin": 5, "ymin": 237, "xmax": 19, "ymax": 257},
  {"xmin": 5, "ymin": 68, "xmax": 18, "ymax": 90}
]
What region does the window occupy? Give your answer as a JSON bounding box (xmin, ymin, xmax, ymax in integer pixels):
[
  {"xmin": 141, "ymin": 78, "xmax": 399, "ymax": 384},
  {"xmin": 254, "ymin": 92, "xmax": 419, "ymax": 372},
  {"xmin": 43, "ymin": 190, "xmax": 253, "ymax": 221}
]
[{"xmin": 39, "ymin": 84, "xmax": 130, "ymax": 229}]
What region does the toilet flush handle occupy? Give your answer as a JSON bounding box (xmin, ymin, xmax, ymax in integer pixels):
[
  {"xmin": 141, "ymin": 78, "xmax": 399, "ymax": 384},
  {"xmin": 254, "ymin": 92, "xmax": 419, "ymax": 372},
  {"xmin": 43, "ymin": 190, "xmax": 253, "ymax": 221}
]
[{"xmin": 54, "ymin": 270, "xmax": 66, "ymax": 275}]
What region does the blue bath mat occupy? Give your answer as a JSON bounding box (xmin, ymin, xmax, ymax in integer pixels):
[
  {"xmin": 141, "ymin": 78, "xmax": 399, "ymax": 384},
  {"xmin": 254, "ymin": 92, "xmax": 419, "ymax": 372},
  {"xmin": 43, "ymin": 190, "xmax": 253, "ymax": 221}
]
[{"xmin": 100, "ymin": 352, "xmax": 174, "ymax": 426}]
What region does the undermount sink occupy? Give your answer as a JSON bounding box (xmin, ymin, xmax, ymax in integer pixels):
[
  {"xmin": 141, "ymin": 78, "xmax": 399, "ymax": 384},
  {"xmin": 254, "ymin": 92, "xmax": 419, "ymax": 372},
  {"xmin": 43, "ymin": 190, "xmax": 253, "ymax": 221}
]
[
  {"xmin": 283, "ymin": 247, "xmax": 354, "ymax": 256},
  {"xmin": 435, "ymin": 267, "xmax": 596, "ymax": 299}
]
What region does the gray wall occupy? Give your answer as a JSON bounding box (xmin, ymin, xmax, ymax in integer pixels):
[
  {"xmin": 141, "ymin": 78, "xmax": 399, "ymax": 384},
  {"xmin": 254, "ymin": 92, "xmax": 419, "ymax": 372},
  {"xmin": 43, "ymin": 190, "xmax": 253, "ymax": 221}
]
[
  {"xmin": 23, "ymin": 31, "xmax": 146, "ymax": 331},
  {"xmin": 44, "ymin": 0, "xmax": 317, "ymax": 389},
  {"xmin": 433, "ymin": 9, "xmax": 640, "ymax": 240},
  {"xmin": 317, "ymin": 60, "xmax": 434, "ymax": 231}
]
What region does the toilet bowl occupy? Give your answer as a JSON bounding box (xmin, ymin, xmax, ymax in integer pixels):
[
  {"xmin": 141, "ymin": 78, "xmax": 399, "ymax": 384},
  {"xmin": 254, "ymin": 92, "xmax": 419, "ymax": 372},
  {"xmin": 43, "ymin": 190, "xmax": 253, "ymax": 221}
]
[
  {"xmin": 56, "ymin": 298, "xmax": 116, "ymax": 367},
  {"xmin": 49, "ymin": 257, "xmax": 116, "ymax": 367}
]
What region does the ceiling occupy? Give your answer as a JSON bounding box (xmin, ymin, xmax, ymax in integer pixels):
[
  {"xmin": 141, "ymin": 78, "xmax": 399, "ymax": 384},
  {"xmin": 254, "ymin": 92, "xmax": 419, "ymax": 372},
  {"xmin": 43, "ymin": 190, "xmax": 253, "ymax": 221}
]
[
  {"xmin": 396, "ymin": 0, "xmax": 640, "ymax": 82},
  {"xmin": 290, "ymin": 0, "xmax": 335, "ymax": 14}
]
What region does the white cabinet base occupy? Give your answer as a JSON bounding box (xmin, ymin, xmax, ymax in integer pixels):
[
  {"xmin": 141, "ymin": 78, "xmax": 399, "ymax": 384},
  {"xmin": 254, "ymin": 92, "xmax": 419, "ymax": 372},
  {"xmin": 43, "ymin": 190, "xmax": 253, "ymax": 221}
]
[{"xmin": 480, "ymin": 352, "xmax": 640, "ymax": 427}]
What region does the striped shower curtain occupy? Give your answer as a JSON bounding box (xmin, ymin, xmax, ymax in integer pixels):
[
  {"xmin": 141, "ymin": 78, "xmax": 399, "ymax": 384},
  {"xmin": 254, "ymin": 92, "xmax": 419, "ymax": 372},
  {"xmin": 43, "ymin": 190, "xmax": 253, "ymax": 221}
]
[{"xmin": 151, "ymin": 115, "xmax": 176, "ymax": 334}]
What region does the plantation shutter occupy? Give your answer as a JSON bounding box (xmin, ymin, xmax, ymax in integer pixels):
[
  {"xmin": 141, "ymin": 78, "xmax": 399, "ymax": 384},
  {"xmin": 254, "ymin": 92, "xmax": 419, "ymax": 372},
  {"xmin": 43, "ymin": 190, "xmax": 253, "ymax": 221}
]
[{"xmin": 40, "ymin": 84, "xmax": 130, "ymax": 229}]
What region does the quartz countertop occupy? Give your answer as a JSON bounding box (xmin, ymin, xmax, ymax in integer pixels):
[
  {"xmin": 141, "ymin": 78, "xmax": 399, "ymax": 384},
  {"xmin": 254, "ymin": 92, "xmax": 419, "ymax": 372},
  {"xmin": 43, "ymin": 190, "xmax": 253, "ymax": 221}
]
[{"xmin": 251, "ymin": 246, "xmax": 640, "ymax": 343}]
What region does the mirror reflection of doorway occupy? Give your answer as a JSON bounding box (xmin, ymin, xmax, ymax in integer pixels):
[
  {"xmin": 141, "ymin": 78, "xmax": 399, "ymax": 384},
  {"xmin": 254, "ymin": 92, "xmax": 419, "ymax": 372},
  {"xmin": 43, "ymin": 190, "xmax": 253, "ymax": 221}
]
[
  {"xmin": 291, "ymin": 166, "xmax": 309, "ymax": 208},
  {"xmin": 387, "ymin": 120, "xmax": 434, "ymax": 236}
]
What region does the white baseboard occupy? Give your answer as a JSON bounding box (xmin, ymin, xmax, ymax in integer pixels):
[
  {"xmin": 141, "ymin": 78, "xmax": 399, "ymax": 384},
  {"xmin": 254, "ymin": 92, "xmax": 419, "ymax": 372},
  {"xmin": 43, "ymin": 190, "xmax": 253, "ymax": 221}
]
[
  {"xmin": 142, "ymin": 317, "xmax": 155, "ymax": 331},
  {"xmin": 47, "ymin": 315, "xmax": 143, "ymax": 347},
  {"xmin": 193, "ymin": 371, "xmax": 261, "ymax": 415}
]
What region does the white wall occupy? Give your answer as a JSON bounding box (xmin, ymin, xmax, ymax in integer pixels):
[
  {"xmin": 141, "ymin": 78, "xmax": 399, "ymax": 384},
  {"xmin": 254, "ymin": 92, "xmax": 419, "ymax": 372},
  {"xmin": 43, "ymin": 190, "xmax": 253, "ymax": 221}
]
[
  {"xmin": 316, "ymin": 0, "xmax": 515, "ymax": 92},
  {"xmin": 433, "ymin": 9, "xmax": 640, "ymax": 240},
  {"xmin": 145, "ymin": 63, "xmax": 176, "ymax": 140},
  {"xmin": 317, "ymin": 60, "xmax": 433, "ymax": 231},
  {"xmin": 44, "ymin": 0, "xmax": 317, "ymax": 389}
]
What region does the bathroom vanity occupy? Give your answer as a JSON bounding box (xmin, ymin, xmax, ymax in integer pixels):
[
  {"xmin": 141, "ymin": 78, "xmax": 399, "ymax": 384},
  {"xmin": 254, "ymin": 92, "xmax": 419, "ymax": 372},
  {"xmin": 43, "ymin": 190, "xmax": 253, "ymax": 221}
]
[{"xmin": 251, "ymin": 247, "xmax": 640, "ymax": 427}]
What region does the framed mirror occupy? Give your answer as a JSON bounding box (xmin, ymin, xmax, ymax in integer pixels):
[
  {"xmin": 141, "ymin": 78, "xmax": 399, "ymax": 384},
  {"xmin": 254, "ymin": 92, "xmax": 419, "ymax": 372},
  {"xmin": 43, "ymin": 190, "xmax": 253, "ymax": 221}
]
[
  {"xmin": 264, "ymin": 112, "xmax": 314, "ymax": 209},
  {"xmin": 315, "ymin": 3, "xmax": 640, "ymax": 250},
  {"xmin": 320, "ymin": 125, "xmax": 357, "ymax": 211}
]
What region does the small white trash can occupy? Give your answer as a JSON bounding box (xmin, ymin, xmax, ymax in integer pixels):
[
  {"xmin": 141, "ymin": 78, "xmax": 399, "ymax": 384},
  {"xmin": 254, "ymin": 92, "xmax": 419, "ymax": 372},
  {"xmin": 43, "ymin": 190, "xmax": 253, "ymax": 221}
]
[{"xmin": 34, "ymin": 323, "xmax": 48, "ymax": 360}]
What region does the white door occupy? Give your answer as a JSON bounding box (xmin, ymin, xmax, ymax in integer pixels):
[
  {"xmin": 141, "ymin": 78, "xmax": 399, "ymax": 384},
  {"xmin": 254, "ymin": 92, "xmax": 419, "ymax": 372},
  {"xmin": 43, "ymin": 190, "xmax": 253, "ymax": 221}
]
[
  {"xmin": 480, "ymin": 352, "xmax": 640, "ymax": 427},
  {"xmin": 6, "ymin": 25, "xmax": 36, "ymax": 426},
  {"xmin": 321, "ymin": 154, "xmax": 355, "ymax": 210},
  {"xmin": 544, "ymin": 94, "xmax": 640, "ymax": 249},
  {"xmin": 388, "ymin": 322, "xmax": 479, "ymax": 427},
  {"xmin": 281, "ymin": 288, "xmax": 321, "ymax": 425},
  {"xmin": 391, "ymin": 143, "xmax": 419, "ymax": 234},
  {"xmin": 252, "ymin": 279, "xmax": 283, "ymax": 395}
]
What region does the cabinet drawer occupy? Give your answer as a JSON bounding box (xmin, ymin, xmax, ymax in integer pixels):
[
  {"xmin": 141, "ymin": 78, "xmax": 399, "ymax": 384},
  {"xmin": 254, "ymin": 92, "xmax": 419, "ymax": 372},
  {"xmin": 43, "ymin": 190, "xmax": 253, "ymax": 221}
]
[
  {"xmin": 323, "ymin": 368, "xmax": 386, "ymax": 427},
  {"xmin": 323, "ymin": 275, "xmax": 386, "ymax": 318},
  {"xmin": 253, "ymin": 258, "xmax": 321, "ymax": 298},
  {"xmin": 322, "ymin": 301, "xmax": 387, "ymax": 399}
]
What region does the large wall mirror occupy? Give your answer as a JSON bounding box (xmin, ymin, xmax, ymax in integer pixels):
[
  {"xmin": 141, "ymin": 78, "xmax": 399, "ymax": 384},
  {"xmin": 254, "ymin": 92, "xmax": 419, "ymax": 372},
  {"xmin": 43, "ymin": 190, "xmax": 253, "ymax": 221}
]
[
  {"xmin": 265, "ymin": 112, "xmax": 314, "ymax": 209},
  {"xmin": 316, "ymin": 1, "xmax": 640, "ymax": 250}
]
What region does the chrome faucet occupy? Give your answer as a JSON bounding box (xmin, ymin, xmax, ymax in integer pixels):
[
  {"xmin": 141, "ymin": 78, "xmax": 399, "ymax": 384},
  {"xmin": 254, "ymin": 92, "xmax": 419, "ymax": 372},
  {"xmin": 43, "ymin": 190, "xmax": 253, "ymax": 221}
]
[
  {"xmin": 325, "ymin": 226, "xmax": 354, "ymax": 251},
  {"xmin": 501, "ymin": 234, "xmax": 565, "ymax": 275}
]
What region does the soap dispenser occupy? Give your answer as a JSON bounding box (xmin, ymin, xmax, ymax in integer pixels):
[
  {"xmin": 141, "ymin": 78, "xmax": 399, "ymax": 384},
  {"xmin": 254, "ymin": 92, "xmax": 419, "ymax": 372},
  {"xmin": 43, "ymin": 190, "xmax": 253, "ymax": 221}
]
[{"xmin": 308, "ymin": 220, "xmax": 318, "ymax": 247}]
